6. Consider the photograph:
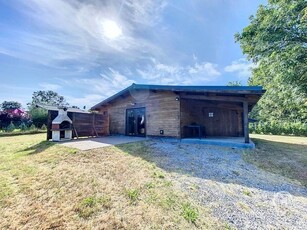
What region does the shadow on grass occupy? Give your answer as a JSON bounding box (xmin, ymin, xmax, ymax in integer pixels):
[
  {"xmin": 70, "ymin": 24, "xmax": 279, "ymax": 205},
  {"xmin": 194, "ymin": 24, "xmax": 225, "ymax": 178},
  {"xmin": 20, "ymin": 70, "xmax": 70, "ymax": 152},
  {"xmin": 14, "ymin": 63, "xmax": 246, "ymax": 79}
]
[
  {"xmin": 244, "ymin": 138, "xmax": 307, "ymax": 187},
  {"xmin": 116, "ymin": 139, "xmax": 307, "ymax": 196},
  {"xmin": 21, "ymin": 141, "xmax": 55, "ymax": 155}
]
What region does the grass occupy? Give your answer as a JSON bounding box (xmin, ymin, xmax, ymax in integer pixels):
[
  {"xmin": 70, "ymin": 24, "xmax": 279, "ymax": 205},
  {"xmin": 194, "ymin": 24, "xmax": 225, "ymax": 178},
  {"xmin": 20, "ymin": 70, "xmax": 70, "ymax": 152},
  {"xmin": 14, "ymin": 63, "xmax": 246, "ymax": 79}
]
[
  {"xmin": 125, "ymin": 188, "xmax": 140, "ymax": 204},
  {"xmin": 0, "ymin": 134, "xmax": 221, "ymax": 229},
  {"xmin": 237, "ymin": 202, "xmax": 251, "ymax": 212},
  {"xmin": 0, "ymin": 129, "xmax": 46, "ymax": 137},
  {"xmin": 181, "ymin": 202, "xmax": 199, "ymax": 223},
  {"xmin": 242, "ymin": 189, "xmax": 252, "ymax": 197},
  {"xmin": 75, "ymin": 195, "xmax": 111, "ymax": 218},
  {"xmin": 245, "ymin": 134, "xmax": 307, "ymax": 187}
]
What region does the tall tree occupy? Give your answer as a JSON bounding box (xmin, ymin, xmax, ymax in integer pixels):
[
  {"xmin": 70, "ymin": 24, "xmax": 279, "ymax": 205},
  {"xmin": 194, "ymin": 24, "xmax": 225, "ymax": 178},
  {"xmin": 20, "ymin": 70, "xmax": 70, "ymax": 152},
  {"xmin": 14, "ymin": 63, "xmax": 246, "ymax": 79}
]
[
  {"xmin": 1, "ymin": 101, "xmax": 22, "ymax": 110},
  {"xmin": 235, "ymin": 0, "xmax": 307, "ymax": 123},
  {"xmin": 235, "ymin": 0, "xmax": 307, "ymax": 91},
  {"xmin": 29, "ymin": 90, "xmax": 69, "ymax": 107},
  {"xmin": 28, "ymin": 91, "xmax": 69, "ymax": 128}
]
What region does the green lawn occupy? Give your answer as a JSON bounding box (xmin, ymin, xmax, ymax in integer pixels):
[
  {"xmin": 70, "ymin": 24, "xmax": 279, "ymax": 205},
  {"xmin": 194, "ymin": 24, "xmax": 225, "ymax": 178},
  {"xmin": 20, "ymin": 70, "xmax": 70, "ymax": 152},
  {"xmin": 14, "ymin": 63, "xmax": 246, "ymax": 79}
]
[
  {"xmin": 246, "ymin": 134, "xmax": 307, "ymax": 187},
  {"xmin": 0, "ymin": 134, "xmax": 220, "ymax": 229},
  {"xmin": 1, "ymin": 133, "xmax": 306, "ymax": 229}
]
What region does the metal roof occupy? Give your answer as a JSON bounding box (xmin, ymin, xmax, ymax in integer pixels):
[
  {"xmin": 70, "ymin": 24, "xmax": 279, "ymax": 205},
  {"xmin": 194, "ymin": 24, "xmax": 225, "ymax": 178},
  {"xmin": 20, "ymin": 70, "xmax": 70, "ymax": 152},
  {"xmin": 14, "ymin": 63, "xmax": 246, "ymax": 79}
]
[
  {"xmin": 91, "ymin": 83, "xmax": 265, "ymax": 110},
  {"xmin": 36, "ymin": 104, "xmax": 90, "ymax": 113}
]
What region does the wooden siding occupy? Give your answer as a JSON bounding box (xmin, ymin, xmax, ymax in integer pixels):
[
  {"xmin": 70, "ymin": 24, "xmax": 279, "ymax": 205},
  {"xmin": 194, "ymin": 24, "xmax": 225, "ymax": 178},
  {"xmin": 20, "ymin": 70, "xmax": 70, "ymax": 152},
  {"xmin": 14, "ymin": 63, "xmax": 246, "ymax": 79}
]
[
  {"xmin": 99, "ymin": 90, "xmax": 180, "ymax": 137},
  {"xmin": 180, "ymin": 99, "xmax": 243, "ymax": 137}
]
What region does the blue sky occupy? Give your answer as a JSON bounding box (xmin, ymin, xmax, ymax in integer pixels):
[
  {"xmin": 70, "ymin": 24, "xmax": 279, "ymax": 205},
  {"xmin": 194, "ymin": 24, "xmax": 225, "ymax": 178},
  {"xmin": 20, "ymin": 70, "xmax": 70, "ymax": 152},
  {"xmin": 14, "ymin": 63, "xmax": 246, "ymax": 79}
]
[{"xmin": 0, "ymin": 0, "xmax": 266, "ymax": 109}]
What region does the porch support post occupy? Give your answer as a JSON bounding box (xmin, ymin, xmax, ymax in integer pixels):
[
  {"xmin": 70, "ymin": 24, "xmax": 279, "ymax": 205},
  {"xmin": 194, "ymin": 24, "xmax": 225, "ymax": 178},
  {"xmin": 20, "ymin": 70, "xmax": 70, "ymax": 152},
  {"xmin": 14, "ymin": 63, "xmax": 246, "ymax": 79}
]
[{"xmin": 243, "ymin": 101, "xmax": 249, "ymax": 143}]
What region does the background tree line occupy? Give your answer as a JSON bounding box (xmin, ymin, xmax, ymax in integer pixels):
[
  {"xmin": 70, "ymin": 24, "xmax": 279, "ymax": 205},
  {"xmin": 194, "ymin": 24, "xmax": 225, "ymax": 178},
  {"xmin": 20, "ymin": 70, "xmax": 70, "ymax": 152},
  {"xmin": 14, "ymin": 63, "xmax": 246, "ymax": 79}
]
[{"xmin": 0, "ymin": 90, "xmax": 71, "ymax": 133}]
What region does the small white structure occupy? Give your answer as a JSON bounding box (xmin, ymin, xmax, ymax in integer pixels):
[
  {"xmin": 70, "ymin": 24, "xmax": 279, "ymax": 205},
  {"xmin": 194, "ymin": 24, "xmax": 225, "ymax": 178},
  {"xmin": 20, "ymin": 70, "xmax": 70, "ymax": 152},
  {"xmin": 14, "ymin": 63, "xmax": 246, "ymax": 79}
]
[
  {"xmin": 51, "ymin": 108, "xmax": 73, "ymax": 142},
  {"xmin": 36, "ymin": 104, "xmax": 89, "ymax": 142}
]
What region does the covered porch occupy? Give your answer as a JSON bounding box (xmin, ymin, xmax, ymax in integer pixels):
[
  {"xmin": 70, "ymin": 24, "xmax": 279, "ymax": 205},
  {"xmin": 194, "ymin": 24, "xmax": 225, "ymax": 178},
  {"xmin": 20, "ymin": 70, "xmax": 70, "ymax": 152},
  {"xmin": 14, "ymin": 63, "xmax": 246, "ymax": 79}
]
[{"xmin": 179, "ymin": 92, "xmax": 258, "ymax": 145}]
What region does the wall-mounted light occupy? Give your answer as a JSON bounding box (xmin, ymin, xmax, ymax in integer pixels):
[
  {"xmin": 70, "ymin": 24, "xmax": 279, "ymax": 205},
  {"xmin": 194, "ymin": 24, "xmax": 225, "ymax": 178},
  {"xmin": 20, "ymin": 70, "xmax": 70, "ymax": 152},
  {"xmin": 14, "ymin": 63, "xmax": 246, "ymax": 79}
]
[{"xmin": 175, "ymin": 96, "xmax": 180, "ymax": 101}]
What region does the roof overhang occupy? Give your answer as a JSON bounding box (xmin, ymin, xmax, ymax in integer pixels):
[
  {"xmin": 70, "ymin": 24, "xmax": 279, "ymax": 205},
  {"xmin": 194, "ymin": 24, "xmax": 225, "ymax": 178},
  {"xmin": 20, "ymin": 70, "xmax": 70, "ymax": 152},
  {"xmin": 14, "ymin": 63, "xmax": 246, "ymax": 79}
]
[
  {"xmin": 36, "ymin": 104, "xmax": 90, "ymax": 113},
  {"xmin": 91, "ymin": 83, "xmax": 266, "ymax": 110}
]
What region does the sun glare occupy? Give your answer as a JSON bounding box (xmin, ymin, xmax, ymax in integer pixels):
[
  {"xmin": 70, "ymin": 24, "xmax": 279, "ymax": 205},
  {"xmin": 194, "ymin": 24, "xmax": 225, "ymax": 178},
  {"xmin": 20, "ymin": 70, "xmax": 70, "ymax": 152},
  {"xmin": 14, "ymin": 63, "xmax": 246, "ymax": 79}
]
[{"xmin": 102, "ymin": 20, "xmax": 122, "ymax": 39}]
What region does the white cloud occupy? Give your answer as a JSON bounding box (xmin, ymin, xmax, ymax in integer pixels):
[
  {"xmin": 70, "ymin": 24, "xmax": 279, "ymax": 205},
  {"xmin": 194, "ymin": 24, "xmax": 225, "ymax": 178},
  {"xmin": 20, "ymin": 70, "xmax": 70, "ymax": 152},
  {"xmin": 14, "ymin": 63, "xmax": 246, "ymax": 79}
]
[
  {"xmin": 224, "ymin": 59, "xmax": 256, "ymax": 80},
  {"xmin": 39, "ymin": 83, "xmax": 62, "ymax": 91},
  {"xmin": 123, "ymin": 0, "xmax": 167, "ymax": 26},
  {"xmin": 137, "ymin": 60, "xmax": 221, "ymax": 85},
  {"xmin": 66, "ymin": 94, "xmax": 105, "ymax": 109},
  {"xmin": 58, "ymin": 68, "xmax": 135, "ymax": 108},
  {"xmin": 188, "ymin": 62, "xmax": 221, "ymax": 76},
  {"xmin": 2, "ymin": 0, "xmax": 167, "ymax": 70}
]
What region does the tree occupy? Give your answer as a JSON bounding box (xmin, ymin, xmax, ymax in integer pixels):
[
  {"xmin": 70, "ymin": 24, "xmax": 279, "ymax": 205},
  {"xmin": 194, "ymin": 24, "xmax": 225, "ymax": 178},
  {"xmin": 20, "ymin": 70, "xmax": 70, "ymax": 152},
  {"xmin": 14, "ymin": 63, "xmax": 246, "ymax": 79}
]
[
  {"xmin": 249, "ymin": 75, "xmax": 307, "ymax": 122},
  {"xmin": 235, "ymin": 0, "xmax": 307, "ymax": 126},
  {"xmin": 1, "ymin": 101, "xmax": 21, "ymax": 110},
  {"xmin": 235, "ymin": 0, "xmax": 307, "ymax": 91},
  {"xmin": 29, "ymin": 90, "xmax": 69, "ymax": 107},
  {"xmin": 28, "ymin": 90, "xmax": 69, "ymax": 128}
]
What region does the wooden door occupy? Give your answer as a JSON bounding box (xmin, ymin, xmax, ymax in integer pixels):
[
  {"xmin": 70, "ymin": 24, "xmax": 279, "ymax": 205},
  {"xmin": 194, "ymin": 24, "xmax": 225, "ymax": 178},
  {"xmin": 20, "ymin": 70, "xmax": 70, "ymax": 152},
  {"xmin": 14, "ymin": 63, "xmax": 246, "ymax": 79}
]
[{"xmin": 202, "ymin": 107, "xmax": 239, "ymax": 136}]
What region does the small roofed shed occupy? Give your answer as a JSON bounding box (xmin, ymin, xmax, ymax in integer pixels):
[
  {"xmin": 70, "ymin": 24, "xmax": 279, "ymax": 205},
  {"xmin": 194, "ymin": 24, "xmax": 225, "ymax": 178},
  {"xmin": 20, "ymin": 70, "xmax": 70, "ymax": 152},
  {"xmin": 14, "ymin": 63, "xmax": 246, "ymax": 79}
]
[{"xmin": 91, "ymin": 84, "xmax": 265, "ymax": 143}]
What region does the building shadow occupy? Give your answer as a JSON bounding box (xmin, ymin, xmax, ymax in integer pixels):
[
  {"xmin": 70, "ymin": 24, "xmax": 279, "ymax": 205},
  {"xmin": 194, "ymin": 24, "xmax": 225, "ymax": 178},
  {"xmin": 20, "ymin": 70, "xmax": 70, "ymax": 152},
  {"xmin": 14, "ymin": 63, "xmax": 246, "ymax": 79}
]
[{"xmin": 21, "ymin": 141, "xmax": 55, "ymax": 155}]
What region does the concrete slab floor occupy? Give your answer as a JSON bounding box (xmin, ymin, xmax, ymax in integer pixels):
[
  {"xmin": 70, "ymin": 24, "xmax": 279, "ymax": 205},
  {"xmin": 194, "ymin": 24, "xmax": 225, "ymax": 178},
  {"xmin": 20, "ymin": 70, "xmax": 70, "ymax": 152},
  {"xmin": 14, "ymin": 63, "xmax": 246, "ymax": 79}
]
[
  {"xmin": 59, "ymin": 136, "xmax": 254, "ymax": 150},
  {"xmin": 60, "ymin": 136, "xmax": 146, "ymax": 150},
  {"xmin": 181, "ymin": 137, "xmax": 255, "ymax": 149}
]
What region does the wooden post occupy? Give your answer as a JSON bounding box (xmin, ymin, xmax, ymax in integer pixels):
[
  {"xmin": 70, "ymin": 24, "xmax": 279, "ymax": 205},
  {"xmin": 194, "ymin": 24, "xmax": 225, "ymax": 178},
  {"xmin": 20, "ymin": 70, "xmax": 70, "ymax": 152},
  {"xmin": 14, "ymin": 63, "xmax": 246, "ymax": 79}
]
[
  {"xmin": 178, "ymin": 96, "xmax": 181, "ymax": 139},
  {"xmin": 47, "ymin": 110, "xmax": 52, "ymax": 140},
  {"xmin": 243, "ymin": 101, "xmax": 249, "ymax": 143}
]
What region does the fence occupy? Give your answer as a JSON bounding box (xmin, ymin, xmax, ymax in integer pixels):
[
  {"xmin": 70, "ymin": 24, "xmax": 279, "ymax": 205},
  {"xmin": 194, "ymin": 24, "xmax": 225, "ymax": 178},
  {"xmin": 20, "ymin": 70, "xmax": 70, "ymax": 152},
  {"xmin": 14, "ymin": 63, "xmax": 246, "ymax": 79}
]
[{"xmin": 47, "ymin": 110, "xmax": 108, "ymax": 140}]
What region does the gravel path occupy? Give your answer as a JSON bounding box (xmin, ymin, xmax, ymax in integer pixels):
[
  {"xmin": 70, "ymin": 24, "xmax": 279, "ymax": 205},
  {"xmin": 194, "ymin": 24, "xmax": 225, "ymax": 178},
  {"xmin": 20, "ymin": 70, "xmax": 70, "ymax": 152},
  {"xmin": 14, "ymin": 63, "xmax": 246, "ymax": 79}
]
[{"xmin": 143, "ymin": 141, "xmax": 307, "ymax": 230}]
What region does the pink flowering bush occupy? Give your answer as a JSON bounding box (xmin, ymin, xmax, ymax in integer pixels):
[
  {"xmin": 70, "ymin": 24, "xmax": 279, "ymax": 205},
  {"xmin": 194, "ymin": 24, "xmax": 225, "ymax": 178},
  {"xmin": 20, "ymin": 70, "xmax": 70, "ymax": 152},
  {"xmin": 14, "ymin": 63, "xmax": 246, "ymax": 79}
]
[{"xmin": 0, "ymin": 108, "xmax": 30, "ymax": 130}]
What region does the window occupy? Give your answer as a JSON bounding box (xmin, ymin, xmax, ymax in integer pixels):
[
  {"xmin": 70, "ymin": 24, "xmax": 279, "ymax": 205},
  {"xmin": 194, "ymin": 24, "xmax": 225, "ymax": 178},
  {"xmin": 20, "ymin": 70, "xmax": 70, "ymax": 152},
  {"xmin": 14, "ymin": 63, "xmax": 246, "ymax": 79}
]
[{"xmin": 209, "ymin": 112, "xmax": 214, "ymax": 117}]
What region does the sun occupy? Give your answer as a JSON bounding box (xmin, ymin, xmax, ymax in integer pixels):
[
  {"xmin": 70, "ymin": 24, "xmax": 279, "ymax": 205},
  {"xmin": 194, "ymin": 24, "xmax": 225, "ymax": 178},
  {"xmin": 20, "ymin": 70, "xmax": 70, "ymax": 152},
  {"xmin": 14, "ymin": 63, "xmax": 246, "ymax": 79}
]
[{"xmin": 102, "ymin": 20, "xmax": 122, "ymax": 39}]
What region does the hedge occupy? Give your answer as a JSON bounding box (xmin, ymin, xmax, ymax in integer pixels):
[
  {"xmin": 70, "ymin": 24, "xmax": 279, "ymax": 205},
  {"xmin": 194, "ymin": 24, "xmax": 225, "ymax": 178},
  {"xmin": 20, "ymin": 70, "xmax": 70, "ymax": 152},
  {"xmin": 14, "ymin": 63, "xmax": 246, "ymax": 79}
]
[{"xmin": 250, "ymin": 121, "xmax": 307, "ymax": 136}]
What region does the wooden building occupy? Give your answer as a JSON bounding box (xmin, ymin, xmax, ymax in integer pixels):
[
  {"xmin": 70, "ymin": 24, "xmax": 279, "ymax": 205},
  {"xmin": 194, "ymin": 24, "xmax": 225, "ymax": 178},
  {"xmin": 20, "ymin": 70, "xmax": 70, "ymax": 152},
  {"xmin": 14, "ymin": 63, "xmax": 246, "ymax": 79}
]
[{"xmin": 91, "ymin": 84, "xmax": 265, "ymax": 143}]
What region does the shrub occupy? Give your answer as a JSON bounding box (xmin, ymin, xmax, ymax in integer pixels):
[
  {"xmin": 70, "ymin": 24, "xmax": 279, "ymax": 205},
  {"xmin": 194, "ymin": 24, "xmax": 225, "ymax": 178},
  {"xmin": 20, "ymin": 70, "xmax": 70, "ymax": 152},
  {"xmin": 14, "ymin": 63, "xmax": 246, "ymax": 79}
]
[
  {"xmin": 6, "ymin": 122, "xmax": 15, "ymax": 132},
  {"xmin": 250, "ymin": 121, "xmax": 307, "ymax": 136},
  {"xmin": 29, "ymin": 124, "xmax": 37, "ymax": 131},
  {"xmin": 29, "ymin": 108, "xmax": 48, "ymax": 128},
  {"xmin": 19, "ymin": 122, "xmax": 28, "ymax": 131},
  {"xmin": 41, "ymin": 124, "xmax": 47, "ymax": 130}
]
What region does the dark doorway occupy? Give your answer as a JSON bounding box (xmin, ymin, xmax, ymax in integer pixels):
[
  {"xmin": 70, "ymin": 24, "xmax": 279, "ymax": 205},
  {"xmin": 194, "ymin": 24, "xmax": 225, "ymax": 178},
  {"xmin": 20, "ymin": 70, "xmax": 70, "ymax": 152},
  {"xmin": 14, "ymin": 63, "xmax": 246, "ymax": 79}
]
[{"xmin": 126, "ymin": 108, "xmax": 146, "ymax": 137}]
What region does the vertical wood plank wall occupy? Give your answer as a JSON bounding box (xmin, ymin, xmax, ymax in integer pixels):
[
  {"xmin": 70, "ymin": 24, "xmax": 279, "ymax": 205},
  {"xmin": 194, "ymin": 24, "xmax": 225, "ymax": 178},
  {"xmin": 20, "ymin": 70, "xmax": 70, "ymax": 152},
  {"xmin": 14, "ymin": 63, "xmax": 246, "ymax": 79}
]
[
  {"xmin": 180, "ymin": 99, "xmax": 243, "ymax": 137},
  {"xmin": 99, "ymin": 90, "xmax": 181, "ymax": 137}
]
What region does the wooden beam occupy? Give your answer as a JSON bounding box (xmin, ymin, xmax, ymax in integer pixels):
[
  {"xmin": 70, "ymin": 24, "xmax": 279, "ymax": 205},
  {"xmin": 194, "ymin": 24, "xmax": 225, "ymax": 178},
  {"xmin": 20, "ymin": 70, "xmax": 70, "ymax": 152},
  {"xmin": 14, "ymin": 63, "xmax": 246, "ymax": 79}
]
[
  {"xmin": 47, "ymin": 110, "xmax": 52, "ymax": 140},
  {"xmin": 180, "ymin": 94, "xmax": 247, "ymax": 102},
  {"xmin": 243, "ymin": 101, "xmax": 249, "ymax": 143}
]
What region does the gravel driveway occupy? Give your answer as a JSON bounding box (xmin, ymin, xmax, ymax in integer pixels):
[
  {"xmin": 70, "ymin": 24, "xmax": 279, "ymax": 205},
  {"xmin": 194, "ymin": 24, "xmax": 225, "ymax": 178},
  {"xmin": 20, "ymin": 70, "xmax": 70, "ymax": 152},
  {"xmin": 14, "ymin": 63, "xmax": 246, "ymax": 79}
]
[{"xmin": 142, "ymin": 141, "xmax": 307, "ymax": 229}]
